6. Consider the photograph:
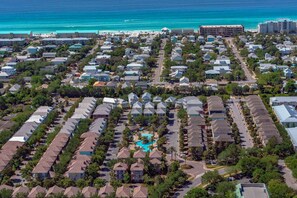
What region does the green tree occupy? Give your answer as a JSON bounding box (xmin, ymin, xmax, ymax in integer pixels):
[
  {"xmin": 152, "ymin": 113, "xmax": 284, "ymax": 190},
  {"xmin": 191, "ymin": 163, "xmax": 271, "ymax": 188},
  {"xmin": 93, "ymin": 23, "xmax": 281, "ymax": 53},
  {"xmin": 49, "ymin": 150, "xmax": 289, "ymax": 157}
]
[
  {"xmin": 217, "ymin": 144, "xmax": 241, "ymax": 165},
  {"xmin": 201, "ymin": 170, "xmax": 223, "ymax": 186},
  {"xmin": 0, "ymin": 189, "xmax": 13, "ymax": 198},
  {"xmin": 268, "ymin": 179, "xmax": 295, "ymax": 198},
  {"xmin": 185, "ymin": 188, "xmax": 210, "ymax": 198},
  {"xmin": 123, "ymin": 172, "xmax": 130, "ymax": 183},
  {"xmin": 216, "ymin": 181, "xmax": 235, "ymax": 197},
  {"xmin": 284, "ymin": 80, "xmax": 296, "ymax": 93}
]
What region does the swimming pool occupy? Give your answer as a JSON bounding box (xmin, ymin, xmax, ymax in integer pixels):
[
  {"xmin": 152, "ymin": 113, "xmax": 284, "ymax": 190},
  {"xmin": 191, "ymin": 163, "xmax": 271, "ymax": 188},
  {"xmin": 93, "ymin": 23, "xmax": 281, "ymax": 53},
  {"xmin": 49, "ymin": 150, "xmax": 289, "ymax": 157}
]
[{"xmin": 135, "ymin": 133, "xmax": 155, "ymax": 152}]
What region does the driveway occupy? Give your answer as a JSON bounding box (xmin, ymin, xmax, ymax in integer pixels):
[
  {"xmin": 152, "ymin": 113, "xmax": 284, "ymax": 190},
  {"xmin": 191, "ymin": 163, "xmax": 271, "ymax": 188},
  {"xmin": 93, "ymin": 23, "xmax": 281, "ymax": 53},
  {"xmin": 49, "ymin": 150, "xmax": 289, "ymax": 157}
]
[
  {"xmin": 228, "ymin": 98, "xmax": 253, "ymax": 148},
  {"xmin": 99, "ymin": 110, "xmax": 130, "ymax": 181},
  {"xmin": 165, "ymin": 109, "xmax": 180, "ymax": 154}
]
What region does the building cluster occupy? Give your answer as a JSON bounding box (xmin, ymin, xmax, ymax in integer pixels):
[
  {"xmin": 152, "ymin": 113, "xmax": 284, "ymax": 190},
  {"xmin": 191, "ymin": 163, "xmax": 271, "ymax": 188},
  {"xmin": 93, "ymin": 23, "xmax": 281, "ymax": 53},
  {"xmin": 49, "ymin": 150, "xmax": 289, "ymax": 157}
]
[
  {"xmin": 258, "ymin": 20, "xmax": 297, "ymax": 34},
  {"xmin": 41, "ymin": 37, "xmax": 90, "ymax": 45},
  {"xmin": 114, "ymin": 148, "xmax": 163, "ymax": 183},
  {"xmin": 129, "ymin": 92, "xmax": 168, "ymax": 117},
  {"xmin": 0, "ymin": 106, "xmax": 53, "ymax": 172},
  {"xmin": 32, "ymin": 98, "xmax": 97, "ymax": 179},
  {"xmin": 199, "ymin": 25, "xmax": 244, "ymax": 37},
  {"xmin": 65, "ymin": 117, "xmax": 107, "ymax": 181},
  {"xmin": 240, "ymin": 35, "xmax": 297, "ymax": 79},
  {"xmin": 76, "ymin": 32, "xmax": 156, "ymax": 88},
  {"xmin": 167, "ymin": 33, "xmax": 232, "ymax": 86},
  {"xmin": 208, "ymin": 96, "xmax": 234, "ymax": 145},
  {"xmin": 0, "ymin": 184, "xmax": 148, "ymax": 198},
  {"xmin": 246, "ymin": 95, "xmax": 282, "ymax": 145},
  {"xmin": 205, "ymin": 55, "xmax": 232, "ymax": 78}
]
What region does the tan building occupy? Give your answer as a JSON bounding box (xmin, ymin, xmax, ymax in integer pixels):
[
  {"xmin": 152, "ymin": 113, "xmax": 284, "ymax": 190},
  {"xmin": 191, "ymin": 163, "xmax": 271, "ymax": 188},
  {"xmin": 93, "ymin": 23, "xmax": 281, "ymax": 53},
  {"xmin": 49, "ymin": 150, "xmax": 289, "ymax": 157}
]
[{"xmin": 199, "ymin": 25, "xmax": 244, "ymax": 37}]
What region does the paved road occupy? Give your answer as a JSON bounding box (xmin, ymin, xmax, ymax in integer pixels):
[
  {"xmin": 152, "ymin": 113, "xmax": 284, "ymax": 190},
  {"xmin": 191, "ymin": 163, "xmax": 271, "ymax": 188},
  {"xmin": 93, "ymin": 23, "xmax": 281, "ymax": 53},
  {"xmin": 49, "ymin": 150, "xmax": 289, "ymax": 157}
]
[
  {"xmin": 228, "ymin": 98, "xmax": 253, "ymax": 148},
  {"xmin": 279, "ymin": 160, "xmax": 297, "ymax": 190},
  {"xmin": 165, "ymin": 110, "xmax": 180, "ymax": 155},
  {"xmin": 99, "ymin": 110, "xmax": 129, "ymax": 182},
  {"xmin": 152, "ymin": 39, "xmax": 167, "ymax": 84},
  {"xmin": 225, "ymin": 38, "xmax": 256, "ymax": 83},
  {"xmin": 88, "ymin": 39, "xmax": 100, "ymax": 56}
]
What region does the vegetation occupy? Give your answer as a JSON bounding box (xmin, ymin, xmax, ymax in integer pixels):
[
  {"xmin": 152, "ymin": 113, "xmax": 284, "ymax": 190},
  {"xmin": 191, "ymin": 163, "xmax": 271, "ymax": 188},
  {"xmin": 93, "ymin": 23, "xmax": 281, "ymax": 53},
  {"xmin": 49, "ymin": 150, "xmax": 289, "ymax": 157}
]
[{"xmin": 149, "ymin": 162, "xmax": 187, "ymax": 197}]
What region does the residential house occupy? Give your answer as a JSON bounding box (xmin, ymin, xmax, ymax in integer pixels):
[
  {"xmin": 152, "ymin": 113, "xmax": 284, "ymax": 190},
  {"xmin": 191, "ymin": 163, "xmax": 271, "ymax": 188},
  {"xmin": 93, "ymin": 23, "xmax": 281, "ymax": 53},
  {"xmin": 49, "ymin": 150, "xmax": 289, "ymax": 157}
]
[
  {"xmin": 42, "ymin": 52, "xmax": 56, "ymax": 58},
  {"xmin": 1, "ymin": 66, "xmax": 16, "ymax": 76},
  {"xmin": 284, "ymin": 68, "xmax": 293, "ymax": 78},
  {"xmin": 133, "ymin": 186, "xmax": 148, "ymax": 198},
  {"xmin": 113, "ymin": 162, "xmax": 128, "ymax": 181},
  {"xmin": 127, "ymin": 62, "xmax": 145, "ymax": 71},
  {"xmin": 203, "ymin": 53, "xmax": 211, "ymax": 61},
  {"xmin": 269, "ymin": 96, "xmax": 297, "ymax": 106},
  {"xmin": 117, "ymin": 147, "xmax": 131, "ymax": 160},
  {"xmin": 9, "ymin": 84, "xmax": 21, "ymax": 94},
  {"xmin": 116, "ymin": 186, "xmax": 130, "ymax": 198},
  {"xmin": 133, "ymin": 150, "xmax": 146, "ymax": 159},
  {"xmin": 128, "ymin": 93, "xmax": 139, "ymax": 107},
  {"xmin": 28, "ymin": 186, "xmax": 46, "ymax": 198},
  {"xmin": 46, "ymin": 186, "xmax": 65, "ymax": 197},
  {"xmin": 12, "ymin": 186, "xmax": 29, "ymax": 197},
  {"xmin": 99, "ymin": 184, "xmax": 115, "ymax": 198},
  {"xmin": 82, "ymin": 187, "xmax": 97, "ymax": 198},
  {"xmin": 131, "ymin": 161, "xmax": 144, "ymax": 183},
  {"xmin": 207, "ymin": 35, "xmax": 215, "ymax": 42},
  {"xmin": 64, "ymin": 187, "xmax": 81, "ymax": 198},
  {"xmin": 153, "ymin": 96, "xmax": 162, "ymax": 103},
  {"xmin": 273, "ymin": 105, "xmax": 297, "ymax": 128},
  {"xmin": 165, "ymin": 96, "xmax": 176, "ymax": 105},
  {"xmin": 235, "ymin": 183, "xmax": 269, "ymax": 198},
  {"xmin": 141, "ymin": 92, "xmax": 151, "ymax": 103}
]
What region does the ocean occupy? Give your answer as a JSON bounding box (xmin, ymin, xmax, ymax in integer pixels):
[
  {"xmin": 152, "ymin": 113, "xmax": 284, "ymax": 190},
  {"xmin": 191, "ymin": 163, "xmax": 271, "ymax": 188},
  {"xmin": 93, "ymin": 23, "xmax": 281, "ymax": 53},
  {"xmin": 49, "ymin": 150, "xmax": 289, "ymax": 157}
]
[{"xmin": 0, "ymin": 0, "xmax": 297, "ymax": 33}]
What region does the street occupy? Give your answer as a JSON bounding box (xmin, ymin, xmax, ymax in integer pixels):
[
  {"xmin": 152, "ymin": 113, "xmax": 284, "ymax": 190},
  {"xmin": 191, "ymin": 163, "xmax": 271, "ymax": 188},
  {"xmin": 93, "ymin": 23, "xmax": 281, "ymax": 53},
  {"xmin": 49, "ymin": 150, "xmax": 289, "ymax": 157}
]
[
  {"xmin": 174, "ymin": 168, "xmax": 227, "ymax": 198},
  {"xmin": 152, "ymin": 39, "xmax": 167, "ymax": 84},
  {"xmin": 225, "ymin": 38, "xmax": 256, "ymax": 83}
]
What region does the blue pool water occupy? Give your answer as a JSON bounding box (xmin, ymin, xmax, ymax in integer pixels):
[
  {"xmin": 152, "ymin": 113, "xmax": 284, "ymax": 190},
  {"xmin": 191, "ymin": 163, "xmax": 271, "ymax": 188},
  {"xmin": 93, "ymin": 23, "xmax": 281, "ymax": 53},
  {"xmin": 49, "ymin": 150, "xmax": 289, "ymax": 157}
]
[{"xmin": 135, "ymin": 133, "xmax": 155, "ymax": 152}]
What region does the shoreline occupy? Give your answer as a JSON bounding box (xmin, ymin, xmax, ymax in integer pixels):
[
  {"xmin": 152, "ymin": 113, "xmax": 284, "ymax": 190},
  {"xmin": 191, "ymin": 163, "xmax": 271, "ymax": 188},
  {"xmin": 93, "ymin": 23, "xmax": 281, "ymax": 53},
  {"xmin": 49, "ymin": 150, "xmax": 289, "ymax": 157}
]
[{"xmin": 0, "ymin": 28, "xmax": 259, "ymax": 36}]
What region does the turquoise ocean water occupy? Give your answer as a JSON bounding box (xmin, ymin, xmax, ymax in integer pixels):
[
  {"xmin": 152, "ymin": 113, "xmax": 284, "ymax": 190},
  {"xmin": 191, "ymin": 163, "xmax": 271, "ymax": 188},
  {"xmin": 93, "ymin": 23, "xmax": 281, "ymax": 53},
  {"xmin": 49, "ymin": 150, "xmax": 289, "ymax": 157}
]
[{"xmin": 0, "ymin": 0, "xmax": 297, "ymax": 33}]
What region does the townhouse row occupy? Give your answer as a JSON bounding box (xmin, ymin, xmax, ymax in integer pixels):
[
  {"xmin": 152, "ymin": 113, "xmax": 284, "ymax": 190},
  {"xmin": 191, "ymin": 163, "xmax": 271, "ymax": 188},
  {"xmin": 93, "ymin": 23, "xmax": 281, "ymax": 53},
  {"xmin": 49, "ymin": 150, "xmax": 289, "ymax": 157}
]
[
  {"xmin": 207, "ymin": 96, "xmax": 234, "ymax": 145},
  {"xmin": 0, "ymin": 184, "xmax": 148, "ymax": 198},
  {"xmin": 246, "ymin": 95, "xmax": 282, "ymax": 145},
  {"xmin": 32, "ymin": 97, "xmax": 97, "ymax": 179},
  {"xmin": 65, "ymin": 117, "xmax": 107, "ymax": 180},
  {"xmin": 0, "ymin": 106, "xmax": 53, "ymax": 173}
]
